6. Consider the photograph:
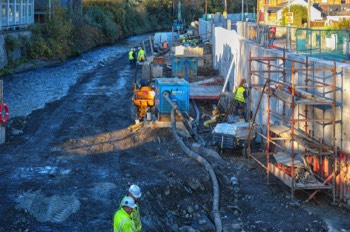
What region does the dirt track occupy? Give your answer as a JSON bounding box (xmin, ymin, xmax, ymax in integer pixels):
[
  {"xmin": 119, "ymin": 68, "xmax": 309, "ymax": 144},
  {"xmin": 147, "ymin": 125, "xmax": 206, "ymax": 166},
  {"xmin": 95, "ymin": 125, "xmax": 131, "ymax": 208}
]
[{"xmin": 0, "ymin": 40, "xmax": 349, "ymax": 231}]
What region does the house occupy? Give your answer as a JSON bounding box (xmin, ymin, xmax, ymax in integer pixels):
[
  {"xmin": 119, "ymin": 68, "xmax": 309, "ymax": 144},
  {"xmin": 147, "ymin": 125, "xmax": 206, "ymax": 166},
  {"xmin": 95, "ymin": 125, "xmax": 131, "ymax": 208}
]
[
  {"xmin": 313, "ymin": 0, "xmax": 350, "ymax": 16},
  {"xmin": 34, "ymin": 0, "xmax": 82, "ymax": 23},
  {"xmin": 276, "ymin": 0, "xmax": 323, "ymax": 24},
  {"xmin": 258, "ymin": 0, "xmax": 350, "ymax": 25},
  {"xmin": 1, "ymin": 0, "xmax": 35, "ymax": 30}
]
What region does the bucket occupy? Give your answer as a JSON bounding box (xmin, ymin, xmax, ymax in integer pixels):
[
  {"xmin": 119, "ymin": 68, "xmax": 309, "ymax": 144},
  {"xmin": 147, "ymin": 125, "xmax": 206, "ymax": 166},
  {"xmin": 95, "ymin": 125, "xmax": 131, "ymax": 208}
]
[
  {"xmin": 146, "ymin": 112, "xmax": 152, "ymax": 121},
  {"xmin": 230, "ymin": 176, "xmax": 240, "ymax": 193},
  {"xmin": 154, "ymin": 57, "xmax": 165, "ymax": 64}
]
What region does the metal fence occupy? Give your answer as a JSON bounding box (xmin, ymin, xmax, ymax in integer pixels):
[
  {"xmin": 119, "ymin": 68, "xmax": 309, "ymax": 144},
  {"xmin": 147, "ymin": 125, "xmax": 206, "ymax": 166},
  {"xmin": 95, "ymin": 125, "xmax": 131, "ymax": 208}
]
[
  {"xmin": 295, "ymin": 28, "xmax": 350, "ymax": 62},
  {"xmin": 238, "ymin": 23, "xmax": 350, "ymax": 62}
]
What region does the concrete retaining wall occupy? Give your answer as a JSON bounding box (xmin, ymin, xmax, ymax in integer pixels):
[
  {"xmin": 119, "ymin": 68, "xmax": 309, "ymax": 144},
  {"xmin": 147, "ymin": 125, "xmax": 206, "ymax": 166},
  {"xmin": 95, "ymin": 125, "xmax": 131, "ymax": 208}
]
[
  {"xmin": 0, "ymin": 31, "xmax": 32, "ymax": 69},
  {"xmin": 212, "ymin": 26, "xmax": 350, "ymax": 153},
  {"xmin": 0, "ymin": 35, "xmax": 8, "ymax": 68}
]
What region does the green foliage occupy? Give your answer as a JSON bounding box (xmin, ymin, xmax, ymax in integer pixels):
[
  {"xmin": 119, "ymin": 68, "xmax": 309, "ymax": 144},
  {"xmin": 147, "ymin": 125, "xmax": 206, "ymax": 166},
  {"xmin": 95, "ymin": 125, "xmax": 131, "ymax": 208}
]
[
  {"xmin": 84, "ymin": 5, "xmax": 118, "ymax": 42},
  {"xmin": 327, "ymin": 18, "xmax": 350, "ymax": 30},
  {"xmin": 5, "ymin": 36, "xmax": 21, "ymax": 52},
  {"xmin": 281, "ymin": 5, "xmax": 307, "ymax": 26},
  {"xmin": 29, "ymin": 0, "xmax": 204, "ymax": 60},
  {"xmin": 0, "ymin": 67, "xmax": 12, "ymax": 77},
  {"xmin": 28, "ymin": 4, "xmax": 74, "ymax": 60}
]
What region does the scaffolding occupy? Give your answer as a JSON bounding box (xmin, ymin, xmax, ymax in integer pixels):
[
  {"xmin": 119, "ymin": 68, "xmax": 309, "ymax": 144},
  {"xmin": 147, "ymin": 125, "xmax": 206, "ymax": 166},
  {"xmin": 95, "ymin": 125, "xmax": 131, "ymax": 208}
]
[{"xmin": 247, "ymin": 51, "xmax": 338, "ymax": 203}]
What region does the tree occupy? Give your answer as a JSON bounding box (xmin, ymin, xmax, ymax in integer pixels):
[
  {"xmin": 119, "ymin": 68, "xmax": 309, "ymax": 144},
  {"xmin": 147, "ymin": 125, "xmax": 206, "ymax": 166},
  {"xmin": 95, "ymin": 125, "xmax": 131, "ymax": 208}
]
[
  {"xmin": 281, "ymin": 5, "xmax": 307, "ymax": 26},
  {"xmin": 327, "ymin": 18, "xmax": 350, "ymax": 30}
]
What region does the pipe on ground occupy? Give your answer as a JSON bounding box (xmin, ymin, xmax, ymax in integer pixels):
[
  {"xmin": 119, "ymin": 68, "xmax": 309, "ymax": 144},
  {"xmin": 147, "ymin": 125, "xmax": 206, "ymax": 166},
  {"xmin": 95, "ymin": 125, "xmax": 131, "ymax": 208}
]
[{"xmin": 163, "ymin": 91, "xmax": 222, "ymax": 232}]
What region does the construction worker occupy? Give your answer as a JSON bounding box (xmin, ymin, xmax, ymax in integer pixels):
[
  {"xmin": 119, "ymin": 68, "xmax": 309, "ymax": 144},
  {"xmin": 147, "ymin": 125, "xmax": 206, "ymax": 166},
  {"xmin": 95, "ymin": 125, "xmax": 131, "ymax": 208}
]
[
  {"xmin": 180, "ymin": 34, "xmax": 186, "ymax": 44},
  {"xmin": 113, "ymin": 196, "xmax": 136, "ymax": 232},
  {"xmin": 162, "ymin": 40, "xmax": 168, "ymax": 49},
  {"xmin": 137, "ymin": 47, "xmax": 145, "ymax": 62},
  {"xmin": 129, "ymin": 48, "xmax": 135, "ymax": 67},
  {"xmin": 268, "ymin": 27, "xmax": 276, "ymax": 46},
  {"xmin": 234, "ymin": 80, "xmax": 248, "ymax": 120},
  {"xmin": 120, "ymin": 185, "xmax": 142, "ymax": 232}
]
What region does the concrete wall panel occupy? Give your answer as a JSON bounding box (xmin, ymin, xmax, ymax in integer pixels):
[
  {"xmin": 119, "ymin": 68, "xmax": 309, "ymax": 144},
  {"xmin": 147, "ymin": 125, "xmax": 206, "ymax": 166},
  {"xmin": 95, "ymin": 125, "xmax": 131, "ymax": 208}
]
[{"xmin": 0, "ymin": 35, "xmax": 8, "ymax": 68}]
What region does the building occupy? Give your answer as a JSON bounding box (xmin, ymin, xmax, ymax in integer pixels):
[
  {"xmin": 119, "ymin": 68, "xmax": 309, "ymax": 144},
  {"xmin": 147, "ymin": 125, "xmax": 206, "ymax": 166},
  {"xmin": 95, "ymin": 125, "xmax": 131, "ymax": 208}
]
[
  {"xmin": 34, "ymin": 0, "xmax": 82, "ymax": 23},
  {"xmin": 258, "ymin": 0, "xmax": 350, "ymax": 25},
  {"xmin": 1, "ymin": 0, "xmax": 34, "ymax": 30}
]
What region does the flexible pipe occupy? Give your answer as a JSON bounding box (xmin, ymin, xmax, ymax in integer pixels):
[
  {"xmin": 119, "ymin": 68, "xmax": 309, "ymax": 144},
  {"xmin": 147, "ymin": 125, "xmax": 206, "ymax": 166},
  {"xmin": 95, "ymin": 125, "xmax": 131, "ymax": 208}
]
[
  {"xmin": 191, "ymin": 99, "xmax": 200, "ymax": 121},
  {"xmin": 163, "ymin": 92, "xmax": 222, "ymax": 232}
]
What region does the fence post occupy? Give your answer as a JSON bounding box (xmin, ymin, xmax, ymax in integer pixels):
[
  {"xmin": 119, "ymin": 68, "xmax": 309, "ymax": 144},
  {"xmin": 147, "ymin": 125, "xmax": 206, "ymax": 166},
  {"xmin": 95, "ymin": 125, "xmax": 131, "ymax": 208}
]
[{"xmin": 0, "ymin": 80, "xmax": 5, "ymax": 144}]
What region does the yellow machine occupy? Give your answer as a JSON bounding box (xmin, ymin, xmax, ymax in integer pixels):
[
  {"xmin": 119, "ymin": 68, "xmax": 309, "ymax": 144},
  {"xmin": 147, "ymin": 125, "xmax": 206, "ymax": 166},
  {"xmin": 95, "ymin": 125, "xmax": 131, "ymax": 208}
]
[{"xmin": 131, "ymin": 79, "xmax": 155, "ymax": 123}]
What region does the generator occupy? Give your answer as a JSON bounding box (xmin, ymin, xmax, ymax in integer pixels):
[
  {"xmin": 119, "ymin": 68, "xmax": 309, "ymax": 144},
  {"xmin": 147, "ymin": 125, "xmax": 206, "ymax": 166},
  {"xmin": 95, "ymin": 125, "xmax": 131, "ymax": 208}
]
[
  {"xmin": 212, "ymin": 122, "xmax": 256, "ymax": 151},
  {"xmin": 154, "ymin": 78, "xmax": 190, "ymax": 114}
]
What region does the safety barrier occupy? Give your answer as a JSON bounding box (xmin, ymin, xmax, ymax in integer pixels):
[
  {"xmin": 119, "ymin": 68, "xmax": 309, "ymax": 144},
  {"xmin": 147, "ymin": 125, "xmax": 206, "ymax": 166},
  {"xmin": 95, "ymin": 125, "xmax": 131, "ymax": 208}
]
[{"xmin": 0, "ymin": 103, "xmax": 9, "ymax": 124}]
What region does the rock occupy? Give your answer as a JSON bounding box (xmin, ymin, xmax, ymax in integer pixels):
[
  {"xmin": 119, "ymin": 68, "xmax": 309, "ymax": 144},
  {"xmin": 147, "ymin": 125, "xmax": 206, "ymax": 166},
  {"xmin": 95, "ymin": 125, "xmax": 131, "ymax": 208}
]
[
  {"xmin": 193, "ymin": 213, "xmax": 201, "ymax": 219},
  {"xmin": 197, "ymin": 215, "xmax": 215, "ymax": 232},
  {"xmin": 191, "ymin": 143, "xmax": 201, "ymax": 152},
  {"xmin": 198, "ymin": 218, "xmax": 207, "ymax": 225},
  {"xmin": 164, "ymin": 186, "xmax": 170, "ymax": 196},
  {"xmin": 178, "ymin": 226, "xmax": 197, "ymax": 232},
  {"xmin": 187, "ymin": 205, "xmax": 194, "ymax": 214},
  {"xmin": 171, "ymin": 224, "xmax": 179, "ymax": 231},
  {"xmin": 231, "ymin": 223, "xmax": 241, "ymax": 229},
  {"xmin": 11, "ymin": 128, "xmax": 23, "ymax": 135},
  {"xmin": 187, "ymin": 177, "xmax": 202, "ymax": 190},
  {"xmin": 184, "ymin": 186, "xmax": 193, "ymax": 193}
]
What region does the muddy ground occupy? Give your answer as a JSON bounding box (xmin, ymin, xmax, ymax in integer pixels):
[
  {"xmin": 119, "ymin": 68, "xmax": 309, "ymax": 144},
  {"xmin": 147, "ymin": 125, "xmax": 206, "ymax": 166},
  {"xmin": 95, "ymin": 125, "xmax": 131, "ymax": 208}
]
[{"xmin": 0, "ymin": 42, "xmax": 349, "ymax": 232}]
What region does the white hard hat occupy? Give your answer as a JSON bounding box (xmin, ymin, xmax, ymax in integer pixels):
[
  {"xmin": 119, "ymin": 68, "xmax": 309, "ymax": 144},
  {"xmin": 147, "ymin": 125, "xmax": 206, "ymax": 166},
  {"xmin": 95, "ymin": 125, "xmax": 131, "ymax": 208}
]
[
  {"xmin": 121, "ymin": 196, "xmax": 136, "ymax": 209},
  {"xmin": 129, "ymin": 184, "xmax": 142, "ymax": 198}
]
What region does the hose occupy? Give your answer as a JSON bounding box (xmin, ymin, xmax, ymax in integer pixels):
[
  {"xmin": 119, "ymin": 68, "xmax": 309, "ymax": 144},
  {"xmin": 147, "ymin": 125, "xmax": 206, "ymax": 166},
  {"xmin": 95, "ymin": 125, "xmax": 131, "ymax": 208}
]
[
  {"xmin": 163, "ymin": 92, "xmax": 222, "ymax": 232},
  {"xmin": 191, "ymin": 99, "xmax": 200, "ymax": 122}
]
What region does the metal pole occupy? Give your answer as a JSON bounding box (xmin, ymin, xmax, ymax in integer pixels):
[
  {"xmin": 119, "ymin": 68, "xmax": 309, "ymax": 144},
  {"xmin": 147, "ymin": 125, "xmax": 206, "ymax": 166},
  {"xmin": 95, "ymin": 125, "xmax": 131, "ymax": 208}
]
[
  {"xmin": 49, "ymin": 0, "xmax": 52, "ymax": 21},
  {"xmin": 288, "ymin": 0, "xmax": 291, "ymax": 51},
  {"xmin": 0, "ymin": 80, "xmax": 5, "ymax": 145},
  {"xmin": 307, "ymin": 0, "xmax": 311, "ymax": 28},
  {"xmin": 205, "ymin": 0, "xmax": 208, "ymax": 15},
  {"xmin": 291, "ymin": 61, "xmax": 295, "ymax": 200},
  {"xmin": 242, "ymin": 0, "xmax": 244, "ymax": 21},
  {"xmin": 224, "ymin": 0, "xmax": 227, "ymax": 14}
]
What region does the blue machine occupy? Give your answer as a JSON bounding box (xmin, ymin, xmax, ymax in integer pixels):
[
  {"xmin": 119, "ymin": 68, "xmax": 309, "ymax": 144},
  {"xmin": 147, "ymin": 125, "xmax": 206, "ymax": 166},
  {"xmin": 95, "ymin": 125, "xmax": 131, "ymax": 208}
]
[
  {"xmin": 154, "ymin": 78, "xmax": 190, "ymax": 113},
  {"xmin": 172, "ymin": 56, "xmax": 198, "ymax": 81}
]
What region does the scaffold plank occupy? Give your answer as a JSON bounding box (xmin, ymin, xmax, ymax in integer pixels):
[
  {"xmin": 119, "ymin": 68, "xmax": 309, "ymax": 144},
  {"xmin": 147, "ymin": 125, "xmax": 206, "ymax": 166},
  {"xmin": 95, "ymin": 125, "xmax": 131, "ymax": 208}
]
[
  {"xmin": 190, "ymin": 85, "xmax": 222, "ymax": 100},
  {"xmin": 273, "ymin": 152, "xmax": 304, "ymax": 167}
]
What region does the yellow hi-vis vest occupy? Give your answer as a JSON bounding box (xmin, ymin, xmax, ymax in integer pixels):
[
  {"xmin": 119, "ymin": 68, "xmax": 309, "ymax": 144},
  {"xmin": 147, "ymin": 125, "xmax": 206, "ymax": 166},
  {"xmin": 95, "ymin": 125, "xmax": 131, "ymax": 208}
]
[
  {"xmin": 137, "ymin": 49, "xmax": 145, "ymax": 61},
  {"xmin": 113, "ymin": 207, "xmax": 135, "ymax": 232},
  {"xmin": 129, "ymin": 50, "xmax": 134, "ymax": 60},
  {"xmin": 234, "ymin": 86, "xmax": 246, "ymax": 103}
]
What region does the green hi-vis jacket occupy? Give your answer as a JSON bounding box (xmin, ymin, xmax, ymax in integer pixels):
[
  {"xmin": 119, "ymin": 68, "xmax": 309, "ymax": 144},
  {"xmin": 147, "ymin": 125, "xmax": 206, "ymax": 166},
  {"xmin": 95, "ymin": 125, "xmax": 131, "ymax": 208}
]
[
  {"xmin": 234, "ymin": 86, "xmax": 246, "ymax": 103},
  {"xmin": 120, "ymin": 196, "xmax": 142, "ymax": 232},
  {"xmin": 129, "ymin": 50, "xmax": 134, "ymax": 60},
  {"xmin": 113, "ymin": 207, "xmax": 135, "ymax": 232}
]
